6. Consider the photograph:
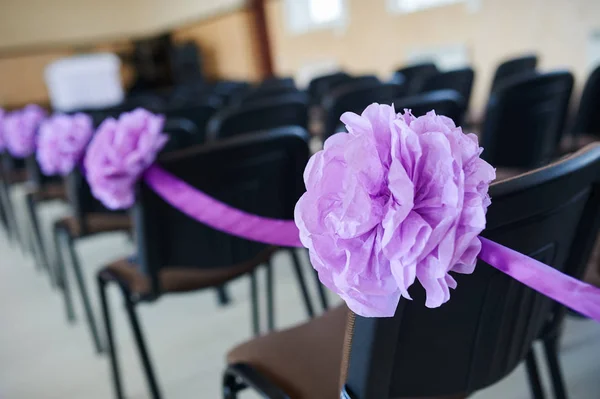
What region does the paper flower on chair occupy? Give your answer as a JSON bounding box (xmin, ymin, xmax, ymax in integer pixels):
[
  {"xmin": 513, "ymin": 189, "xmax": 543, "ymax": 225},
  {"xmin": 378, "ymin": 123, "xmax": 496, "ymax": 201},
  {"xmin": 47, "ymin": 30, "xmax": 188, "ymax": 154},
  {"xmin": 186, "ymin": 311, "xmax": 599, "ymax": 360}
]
[
  {"xmin": 0, "ymin": 108, "xmax": 5, "ymax": 152},
  {"xmin": 36, "ymin": 113, "xmax": 94, "ymax": 176},
  {"xmin": 294, "ymin": 104, "xmax": 496, "ymax": 317},
  {"xmin": 84, "ymin": 108, "xmax": 168, "ymax": 210},
  {"xmin": 3, "ymin": 104, "xmax": 47, "ymax": 158}
]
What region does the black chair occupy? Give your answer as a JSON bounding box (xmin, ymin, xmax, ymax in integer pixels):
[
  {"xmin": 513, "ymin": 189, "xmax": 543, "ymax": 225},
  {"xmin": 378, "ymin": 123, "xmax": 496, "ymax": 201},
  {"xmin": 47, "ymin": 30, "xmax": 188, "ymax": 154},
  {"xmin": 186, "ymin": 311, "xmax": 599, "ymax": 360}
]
[
  {"xmin": 322, "ymin": 81, "xmax": 406, "ymax": 140},
  {"xmin": 392, "ymin": 89, "xmax": 466, "ymax": 126},
  {"xmin": 571, "ymin": 64, "xmax": 600, "ymax": 141},
  {"xmin": 307, "ymin": 72, "xmax": 351, "ymax": 104},
  {"xmin": 258, "ymin": 77, "xmax": 296, "ymax": 90},
  {"xmin": 393, "ymin": 62, "xmax": 440, "ymax": 95},
  {"xmin": 421, "ymin": 67, "xmax": 475, "ymax": 112},
  {"xmin": 0, "ymin": 154, "xmax": 29, "ymax": 251},
  {"xmin": 163, "ymin": 98, "xmax": 220, "ymax": 144},
  {"xmin": 491, "ymin": 54, "xmax": 538, "ymax": 93},
  {"xmin": 481, "ymin": 71, "xmax": 574, "ymax": 169},
  {"xmin": 224, "ymin": 143, "xmax": 600, "ymax": 399},
  {"xmin": 206, "ymin": 93, "xmax": 309, "ymax": 141},
  {"xmin": 97, "ymin": 127, "xmax": 322, "ymax": 399},
  {"xmin": 53, "ymin": 116, "xmax": 199, "ymax": 354},
  {"xmin": 233, "ymin": 86, "xmax": 302, "ymax": 106}
]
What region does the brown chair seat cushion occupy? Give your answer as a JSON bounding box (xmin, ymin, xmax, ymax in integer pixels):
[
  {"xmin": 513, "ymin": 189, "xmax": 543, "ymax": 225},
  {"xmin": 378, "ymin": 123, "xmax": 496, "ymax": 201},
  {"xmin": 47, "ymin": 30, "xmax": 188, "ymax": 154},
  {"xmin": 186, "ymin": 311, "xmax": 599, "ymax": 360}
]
[
  {"xmin": 57, "ymin": 213, "xmax": 132, "ymax": 238},
  {"xmin": 28, "ymin": 182, "xmax": 67, "ymax": 202},
  {"xmin": 105, "ymin": 247, "xmax": 276, "ymax": 295},
  {"xmin": 227, "ymin": 305, "xmax": 349, "ymax": 399}
]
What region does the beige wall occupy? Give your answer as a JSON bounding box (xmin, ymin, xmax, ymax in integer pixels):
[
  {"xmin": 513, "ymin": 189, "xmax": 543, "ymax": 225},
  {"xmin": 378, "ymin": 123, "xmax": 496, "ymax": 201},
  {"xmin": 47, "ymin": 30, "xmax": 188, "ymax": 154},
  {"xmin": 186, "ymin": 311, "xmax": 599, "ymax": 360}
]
[
  {"xmin": 266, "ymin": 0, "xmax": 600, "ymax": 119},
  {"xmin": 0, "ymin": 0, "xmax": 244, "ymax": 51},
  {"xmin": 173, "ymin": 10, "xmax": 263, "ymax": 81}
]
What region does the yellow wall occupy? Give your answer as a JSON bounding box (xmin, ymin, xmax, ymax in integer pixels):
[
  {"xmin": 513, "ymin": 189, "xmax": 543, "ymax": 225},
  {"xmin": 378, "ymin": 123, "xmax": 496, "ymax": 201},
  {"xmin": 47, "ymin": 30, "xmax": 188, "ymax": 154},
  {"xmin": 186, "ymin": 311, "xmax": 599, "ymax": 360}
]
[
  {"xmin": 173, "ymin": 10, "xmax": 263, "ymax": 81},
  {"xmin": 266, "ymin": 0, "xmax": 600, "ymax": 119}
]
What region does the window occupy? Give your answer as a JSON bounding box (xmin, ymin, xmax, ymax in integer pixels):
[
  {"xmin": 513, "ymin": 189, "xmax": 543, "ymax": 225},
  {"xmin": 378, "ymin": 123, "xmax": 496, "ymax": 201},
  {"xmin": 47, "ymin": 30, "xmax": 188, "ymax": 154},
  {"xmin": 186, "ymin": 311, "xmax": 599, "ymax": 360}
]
[
  {"xmin": 285, "ymin": 0, "xmax": 347, "ymax": 35},
  {"xmin": 387, "ymin": 0, "xmax": 465, "ymax": 14}
]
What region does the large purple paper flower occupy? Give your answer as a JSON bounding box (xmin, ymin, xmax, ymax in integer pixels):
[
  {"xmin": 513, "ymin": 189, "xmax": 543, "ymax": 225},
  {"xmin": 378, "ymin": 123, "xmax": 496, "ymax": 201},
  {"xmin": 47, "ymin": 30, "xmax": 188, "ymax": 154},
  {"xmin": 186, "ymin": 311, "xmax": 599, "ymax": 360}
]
[
  {"xmin": 36, "ymin": 113, "xmax": 94, "ymax": 176},
  {"xmin": 295, "ymin": 104, "xmax": 496, "ymax": 317},
  {"xmin": 84, "ymin": 108, "xmax": 168, "ymax": 210},
  {"xmin": 3, "ymin": 105, "xmax": 47, "ymax": 158},
  {"xmin": 0, "ymin": 108, "xmax": 5, "ymax": 152}
]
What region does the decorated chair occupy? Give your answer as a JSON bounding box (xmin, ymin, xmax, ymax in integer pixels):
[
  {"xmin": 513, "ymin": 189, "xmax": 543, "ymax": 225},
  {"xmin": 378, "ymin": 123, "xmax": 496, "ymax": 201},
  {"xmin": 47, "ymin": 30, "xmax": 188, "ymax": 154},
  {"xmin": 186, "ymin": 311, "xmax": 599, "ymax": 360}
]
[
  {"xmin": 490, "ymin": 54, "xmax": 538, "ymax": 93},
  {"xmin": 91, "ymin": 126, "xmax": 319, "ymax": 399},
  {"xmin": 322, "ymin": 81, "xmax": 406, "ymax": 140},
  {"xmin": 51, "ymin": 112, "xmax": 199, "ymax": 353},
  {"xmin": 223, "ymin": 142, "xmax": 600, "ymax": 399},
  {"xmin": 206, "ymin": 93, "xmax": 309, "ymax": 141},
  {"xmin": 392, "ymin": 89, "xmax": 466, "ymax": 126},
  {"xmin": 481, "ymin": 71, "xmax": 574, "ymax": 169},
  {"xmin": 393, "ymin": 62, "xmax": 440, "ymax": 96},
  {"xmin": 162, "ymin": 96, "xmax": 221, "ymax": 144}
]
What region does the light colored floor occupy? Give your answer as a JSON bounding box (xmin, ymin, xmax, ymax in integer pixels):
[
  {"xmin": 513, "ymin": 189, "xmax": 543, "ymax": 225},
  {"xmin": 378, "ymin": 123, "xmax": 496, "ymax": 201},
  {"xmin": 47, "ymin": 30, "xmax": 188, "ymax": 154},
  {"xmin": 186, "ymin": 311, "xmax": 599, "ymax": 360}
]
[{"xmin": 1, "ymin": 188, "xmax": 599, "ymax": 399}]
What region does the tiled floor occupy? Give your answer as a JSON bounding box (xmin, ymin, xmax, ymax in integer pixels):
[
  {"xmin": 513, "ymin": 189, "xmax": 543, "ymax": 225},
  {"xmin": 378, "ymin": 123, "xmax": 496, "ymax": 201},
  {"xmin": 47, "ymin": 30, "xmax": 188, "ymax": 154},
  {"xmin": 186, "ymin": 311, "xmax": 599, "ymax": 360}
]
[{"xmin": 1, "ymin": 188, "xmax": 599, "ymax": 399}]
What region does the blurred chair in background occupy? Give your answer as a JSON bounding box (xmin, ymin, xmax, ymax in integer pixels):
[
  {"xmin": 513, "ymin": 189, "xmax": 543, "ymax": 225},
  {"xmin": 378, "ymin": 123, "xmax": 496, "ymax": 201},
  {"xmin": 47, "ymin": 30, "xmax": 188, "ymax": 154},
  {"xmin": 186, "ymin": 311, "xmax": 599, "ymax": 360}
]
[
  {"xmin": 224, "ymin": 143, "xmax": 600, "ymax": 399},
  {"xmin": 163, "ymin": 96, "xmax": 221, "ymax": 144},
  {"xmin": 206, "ymin": 93, "xmax": 309, "ymax": 141},
  {"xmin": 322, "ymin": 80, "xmax": 405, "ymax": 140},
  {"xmin": 392, "ymin": 89, "xmax": 466, "ymax": 126},
  {"xmin": 393, "ymin": 62, "xmax": 440, "ymax": 96},
  {"xmin": 97, "ymin": 128, "xmax": 319, "ymax": 399},
  {"xmin": 570, "ymin": 64, "xmax": 600, "ymax": 147},
  {"xmin": 307, "ymin": 71, "xmax": 351, "ymax": 105},
  {"xmin": 490, "ymin": 54, "xmax": 538, "ymax": 93},
  {"xmin": 420, "ymin": 67, "xmax": 475, "ymax": 115},
  {"xmin": 481, "ymin": 71, "xmax": 574, "ymax": 170}
]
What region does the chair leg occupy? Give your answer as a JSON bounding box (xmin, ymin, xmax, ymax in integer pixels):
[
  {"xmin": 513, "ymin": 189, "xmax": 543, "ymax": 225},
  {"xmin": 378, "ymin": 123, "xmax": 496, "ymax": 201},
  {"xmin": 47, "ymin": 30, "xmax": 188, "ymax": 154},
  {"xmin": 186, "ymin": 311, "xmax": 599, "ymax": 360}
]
[
  {"xmin": 122, "ymin": 287, "xmax": 162, "ymax": 399},
  {"xmin": 62, "ymin": 230, "xmax": 104, "ymax": 353},
  {"xmin": 54, "ymin": 224, "xmax": 75, "ymax": 323},
  {"xmin": 25, "ymin": 192, "xmax": 52, "ymax": 280},
  {"xmin": 216, "ymin": 285, "xmax": 231, "ymax": 306},
  {"xmin": 98, "ymin": 274, "xmax": 126, "ymax": 399},
  {"xmin": 222, "ymin": 372, "xmax": 243, "ymax": 399},
  {"xmin": 250, "ymin": 271, "xmax": 260, "ymax": 336},
  {"xmin": 543, "ymin": 336, "xmax": 569, "ymax": 399},
  {"xmin": 266, "ymin": 260, "xmax": 275, "ymax": 332},
  {"xmin": 525, "ymin": 349, "xmax": 546, "ymax": 399},
  {"xmin": 313, "ymin": 268, "xmax": 329, "ymax": 311},
  {"xmin": 288, "ymin": 249, "xmax": 315, "ymax": 318}
]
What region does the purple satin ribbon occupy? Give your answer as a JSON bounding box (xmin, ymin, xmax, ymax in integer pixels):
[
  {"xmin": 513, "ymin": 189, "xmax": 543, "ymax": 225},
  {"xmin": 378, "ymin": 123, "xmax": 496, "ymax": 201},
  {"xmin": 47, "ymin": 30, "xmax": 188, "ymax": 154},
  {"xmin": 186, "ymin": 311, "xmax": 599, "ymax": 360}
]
[
  {"xmin": 479, "ymin": 237, "xmax": 600, "ymax": 321},
  {"xmin": 144, "ymin": 165, "xmax": 600, "ymax": 321},
  {"xmin": 143, "ymin": 165, "xmax": 303, "ymax": 247}
]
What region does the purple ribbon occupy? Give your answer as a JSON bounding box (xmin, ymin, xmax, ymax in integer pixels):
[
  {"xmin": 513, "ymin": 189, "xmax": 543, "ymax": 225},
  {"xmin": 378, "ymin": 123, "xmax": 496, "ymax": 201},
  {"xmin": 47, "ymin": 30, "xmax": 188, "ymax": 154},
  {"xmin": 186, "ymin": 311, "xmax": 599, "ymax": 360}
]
[
  {"xmin": 144, "ymin": 165, "xmax": 600, "ymax": 321},
  {"xmin": 479, "ymin": 237, "xmax": 600, "ymax": 321},
  {"xmin": 143, "ymin": 165, "xmax": 302, "ymax": 247}
]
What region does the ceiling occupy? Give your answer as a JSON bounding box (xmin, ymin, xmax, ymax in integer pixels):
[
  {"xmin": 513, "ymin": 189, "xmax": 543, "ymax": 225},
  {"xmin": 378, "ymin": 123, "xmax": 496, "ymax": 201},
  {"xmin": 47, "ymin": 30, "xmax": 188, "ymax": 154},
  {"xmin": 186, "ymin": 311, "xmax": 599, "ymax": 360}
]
[{"xmin": 0, "ymin": 0, "xmax": 245, "ymax": 52}]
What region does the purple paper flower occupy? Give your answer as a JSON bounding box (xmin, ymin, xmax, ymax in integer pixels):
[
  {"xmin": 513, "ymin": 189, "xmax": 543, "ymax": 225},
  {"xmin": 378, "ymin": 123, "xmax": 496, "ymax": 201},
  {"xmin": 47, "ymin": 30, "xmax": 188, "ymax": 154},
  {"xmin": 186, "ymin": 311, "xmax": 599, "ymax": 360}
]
[
  {"xmin": 294, "ymin": 104, "xmax": 496, "ymax": 317},
  {"xmin": 0, "ymin": 108, "xmax": 5, "ymax": 152},
  {"xmin": 84, "ymin": 108, "xmax": 168, "ymax": 210},
  {"xmin": 36, "ymin": 113, "xmax": 94, "ymax": 176},
  {"xmin": 3, "ymin": 104, "xmax": 47, "ymax": 158}
]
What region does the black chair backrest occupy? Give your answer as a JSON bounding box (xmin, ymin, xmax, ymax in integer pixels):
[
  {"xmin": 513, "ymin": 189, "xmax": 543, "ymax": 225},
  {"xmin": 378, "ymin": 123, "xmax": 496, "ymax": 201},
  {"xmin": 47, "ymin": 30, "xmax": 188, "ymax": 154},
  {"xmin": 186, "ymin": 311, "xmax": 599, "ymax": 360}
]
[
  {"xmin": 394, "ymin": 62, "xmax": 440, "ymax": 95},
  {"xmin": 342, "ymin": 143, "xmax": 600, "ymax": 398},
  {"xmin": 307, "ymin": 72, "xmax": 351, "ymax": 104},
  {"xmin": 323, "ymin": 81, "xmax": 405, "ymax": 140},
  {"xmin": 421, "ymin": 67, "xmax": 475, "ymax": 111},
  {"xmin": 163, "ymin": 97, "xmax": 220, "ymax": 144},
  {"xmin": 392, "ymin": 89, "xmax": 466, "ymax": 126},
  {"xmin": 233, "ymin": 86, "xmax": 302, "ymax": 106},
  {"xmin": 257, "ymin": 77, "xmax": 296, "ymax": 90},
  {"xmin": 481, "ymin": 71, "xmax": 574, "ymax": 168},
  {"xmin": 491, "ymin": 54, "xmax": 538, "ymax": 93},
  {"xmin": 206, "ymin": 93, "xmax": 309, "ymax": 141},
  {"xmin": 572, "ymin": 64, "xmax": 600, "ymax": 138},
  {"xmin": 134, "ymin": 127, "xmax": 310, "ymax": 296}
]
